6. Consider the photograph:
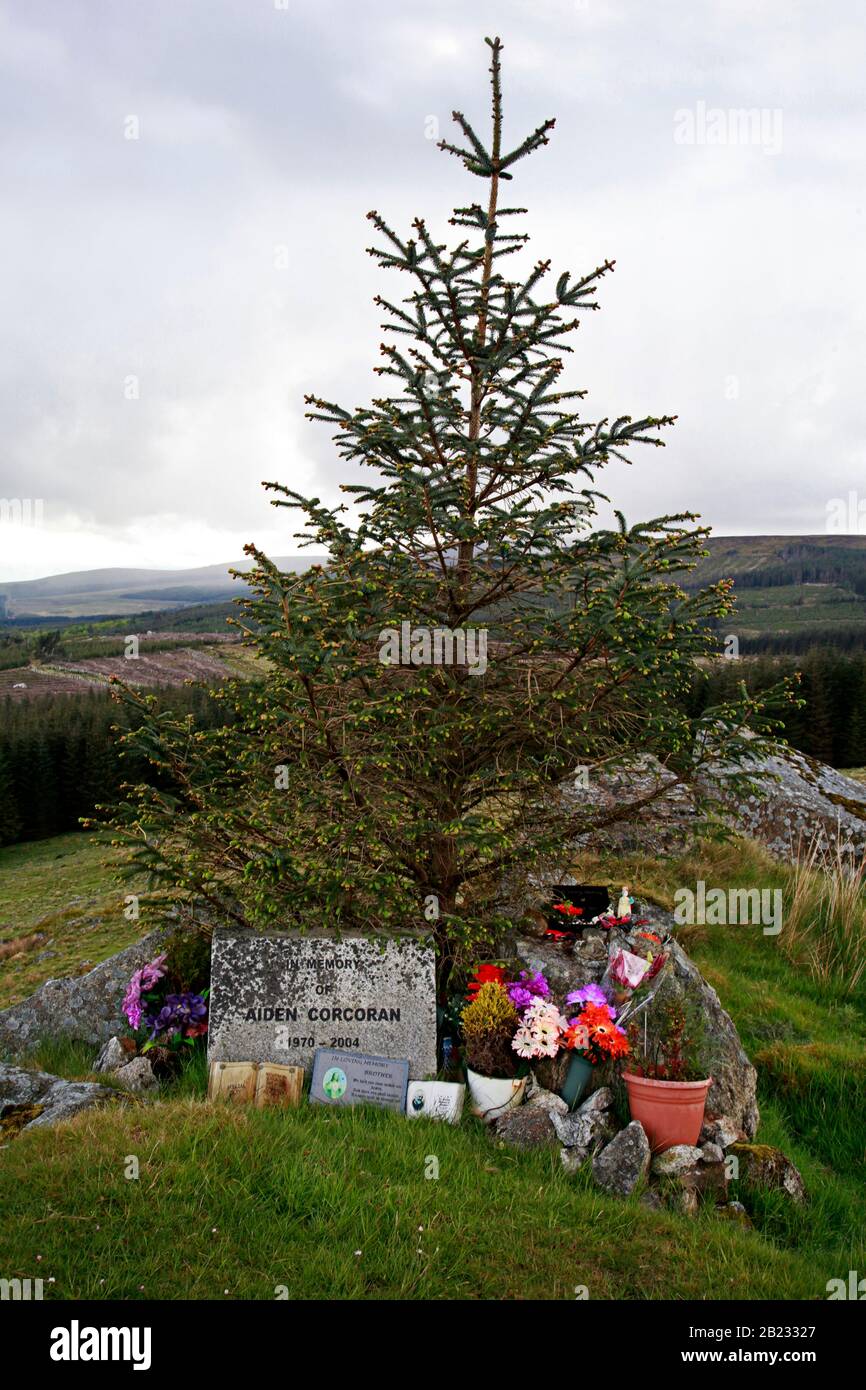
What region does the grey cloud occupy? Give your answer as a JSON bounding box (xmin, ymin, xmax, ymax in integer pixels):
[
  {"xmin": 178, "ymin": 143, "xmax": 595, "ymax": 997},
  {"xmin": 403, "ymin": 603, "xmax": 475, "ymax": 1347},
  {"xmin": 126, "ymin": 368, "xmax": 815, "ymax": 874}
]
[{"xmin": 1, "ymin": 0, "xmax": 865, "ymax": 578}]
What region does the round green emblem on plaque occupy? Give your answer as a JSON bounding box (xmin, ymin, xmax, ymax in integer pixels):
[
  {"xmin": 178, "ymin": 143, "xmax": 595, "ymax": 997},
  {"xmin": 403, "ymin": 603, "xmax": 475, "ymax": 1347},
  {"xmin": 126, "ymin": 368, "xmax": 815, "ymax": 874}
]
[{"xmin": 322, "ymin": 1067, "xmax": 348, "ymax": 1100}]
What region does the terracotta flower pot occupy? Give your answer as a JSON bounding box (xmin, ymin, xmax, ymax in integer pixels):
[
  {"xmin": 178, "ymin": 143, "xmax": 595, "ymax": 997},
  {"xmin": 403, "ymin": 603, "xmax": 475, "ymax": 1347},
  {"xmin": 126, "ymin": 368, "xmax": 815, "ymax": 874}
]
[{"xmin": 623, "ymin": 1072, "xmax": 712, "ymax": 1152}]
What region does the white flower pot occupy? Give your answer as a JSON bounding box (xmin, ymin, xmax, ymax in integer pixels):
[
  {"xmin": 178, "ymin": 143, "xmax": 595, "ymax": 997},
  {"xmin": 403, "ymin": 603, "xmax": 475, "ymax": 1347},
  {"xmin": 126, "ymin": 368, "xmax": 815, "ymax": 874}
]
[{"xmin": 465, "ymin": 1068, "xmax": 526, "ymax": 1122}]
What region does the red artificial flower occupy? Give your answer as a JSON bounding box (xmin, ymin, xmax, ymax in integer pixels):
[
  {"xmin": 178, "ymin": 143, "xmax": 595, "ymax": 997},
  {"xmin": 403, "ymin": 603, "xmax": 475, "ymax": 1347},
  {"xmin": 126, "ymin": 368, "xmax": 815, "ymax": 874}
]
[
  {"xmin": 466, "ymin": 964, "xmax": 506, "ymax": 999},
  {"xmin": 644, "ymin": 951, "xmax": 668, "ymax": 981},
  {"xmin": 553, "ymin": 902, "xmax": 584, "ymax": 917},
  {"xmin": 637, "ymin": 930, "xmax": 662, "ymax": 943},
  {"xmin": 563, "ymin": 1022, "xmax": 590, "ymax": 1052}
]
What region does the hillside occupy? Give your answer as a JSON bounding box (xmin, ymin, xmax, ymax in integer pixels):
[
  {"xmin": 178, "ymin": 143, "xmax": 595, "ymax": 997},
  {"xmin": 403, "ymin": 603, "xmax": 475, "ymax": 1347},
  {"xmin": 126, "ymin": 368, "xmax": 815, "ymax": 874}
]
[
  {"xmin": 684, "ymin": 536, "xmax": 866, "ymax": 650},
  {"xmin": 0, "ymin": 556, "xmax": 327, "ymax": 619}
]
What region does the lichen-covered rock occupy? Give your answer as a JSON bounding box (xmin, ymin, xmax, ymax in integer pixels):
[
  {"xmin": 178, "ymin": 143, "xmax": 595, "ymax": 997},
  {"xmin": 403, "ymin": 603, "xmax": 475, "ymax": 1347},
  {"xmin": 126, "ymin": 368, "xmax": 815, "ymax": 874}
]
[
  {"xmin": 114, "ymin": 1056, "xmax": 158, "ymax": 1092},
  {"xmin": 717, "ymin": 1200, "xmax": 752, "ymax": 1227},
  {"xmin": 700, "ymin": 1115, "xmax": 742, "ymax": 1150},
  {"xmin": 93, "ymin": 1035, "xmax": 136, "ymax": 1073},
  {"xmin": 0, "ymin": 930, "xmax": 166, "ymax": 1054},
  {"xmin": 700, "ymin": 1141, "xmax": 725, "ymax": 1165},
  {"xmin": 730, "ymin": 1143, "xmax": 806, "ymax": 1204},
  {"xmin": 651, "ymin": 1144, "xmax": 703, "ymax": 1178},
  {"xmin": 708, "ymin": 747, "xmax": 866, "ymax": 863},
  {"xmin": 553, "ymin": 1089, "xmax": 616, "ymax": 1157},
  {"xmin": 494, "ymin": 1104, "xmax": 557, "ymax": 1150},
  {"xmin": 560, "ymin": 1146, "xmax": 586, "ymax": 1175},
  {"xmin": 516, "ymin": 916, "xmax": 759, "ymax": 1140},
  {"xmin": 557, "ymin": 748, "xmax": 866, "ymax": 865},
  {"xmin": 650, "ymin": 1143, "xmax": 729, "ymax": 1212},
  {"xmin": 524, "ymin": 1073, "xmax": 569, "ymax": 1115},
  {"xmin": 0, "ymin": 1062, "xmax": 115, "ymax": 1133},
  {"xmin": 592, "ymin": 1121, "xmax": 650, "ymax": 1197}
]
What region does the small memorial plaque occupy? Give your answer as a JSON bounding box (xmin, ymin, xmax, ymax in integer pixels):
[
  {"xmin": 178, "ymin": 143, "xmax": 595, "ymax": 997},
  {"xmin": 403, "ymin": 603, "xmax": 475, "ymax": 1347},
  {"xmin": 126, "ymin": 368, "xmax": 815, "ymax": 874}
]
[
  {"xmin": 207, "ymin": 1060, "xmax": 257, "ymax": 1103},
  {"xmin": 208, "ymin": 1060, "xmax": 304, "ymax": 1107},
  {"xmin": 406, "ymin": 1080, "xmax": 465, "ymax": 1125},
  {"xmin": 309, "ymin": 1048, "xmax": 409, "ymax": 1111},
  {"xmin": 255, "ymin": 1063, "xmax": 304, "ymax": 1108}
]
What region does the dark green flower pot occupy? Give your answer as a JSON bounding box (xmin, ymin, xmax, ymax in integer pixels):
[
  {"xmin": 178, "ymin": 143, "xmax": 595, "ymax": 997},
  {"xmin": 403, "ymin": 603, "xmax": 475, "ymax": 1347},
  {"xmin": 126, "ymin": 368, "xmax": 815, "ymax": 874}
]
[{"xmin": 559, "ymin": 1053, "xmax": 594, "ymax": 1111}]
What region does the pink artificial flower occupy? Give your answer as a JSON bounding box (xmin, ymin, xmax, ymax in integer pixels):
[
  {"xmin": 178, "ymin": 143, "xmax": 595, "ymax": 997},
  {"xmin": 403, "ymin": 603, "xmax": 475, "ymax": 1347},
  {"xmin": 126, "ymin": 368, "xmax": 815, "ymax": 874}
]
[
  {"xmin": 609, "ymin": 949, "xmax": 651, "ymax": 990},
  {"xmin": 122, "ymin": 953, "xmax": 167, "ymax": 1030}
]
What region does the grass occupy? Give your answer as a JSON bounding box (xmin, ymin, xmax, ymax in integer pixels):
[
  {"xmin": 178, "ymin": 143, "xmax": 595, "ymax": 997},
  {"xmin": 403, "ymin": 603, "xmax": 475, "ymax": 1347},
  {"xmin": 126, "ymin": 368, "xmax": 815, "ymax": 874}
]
[
  {"xmin": 0, "ymin": 1098, "xmax": 845, "ymax": 1302},
  {"xmin": 0, "ymin": 832, "xmax": 146, "ymax": 1011},
  {"xmin": 0, "ymin": 830, "xmax": 864, "ymax": 1300}
]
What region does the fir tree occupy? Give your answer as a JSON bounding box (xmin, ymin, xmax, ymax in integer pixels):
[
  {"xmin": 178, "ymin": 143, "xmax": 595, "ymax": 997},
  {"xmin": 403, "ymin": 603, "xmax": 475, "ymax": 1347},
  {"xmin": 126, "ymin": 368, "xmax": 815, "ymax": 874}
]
[
  {"xmin": 105, "ymin": 39, "xmax": 785, "ymax": 981},
  {"xmin": 0, "ymin": 741, "xmax": 21, "ymax": 845}
]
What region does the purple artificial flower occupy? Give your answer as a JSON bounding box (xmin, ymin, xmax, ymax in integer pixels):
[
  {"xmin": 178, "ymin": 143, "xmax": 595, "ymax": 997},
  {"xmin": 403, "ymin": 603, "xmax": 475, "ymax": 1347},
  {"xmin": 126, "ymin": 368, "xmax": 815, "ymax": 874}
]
[
  {"xmin": 145, "ymin": 991, "xmax": 208, "ymax": 1041},
  {"xmin": 506, "ymin": 970, "xmax": 550, "ymax": 1012},
  {"xmin": 565, "ymin": 982, "xmax": 614, "ymax": 1014}
]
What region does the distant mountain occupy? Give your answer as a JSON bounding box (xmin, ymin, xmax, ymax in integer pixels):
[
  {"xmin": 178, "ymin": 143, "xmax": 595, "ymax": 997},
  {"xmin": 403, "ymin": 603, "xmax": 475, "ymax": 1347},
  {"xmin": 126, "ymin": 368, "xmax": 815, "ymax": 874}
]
[{"xmin": 0, "ymin": 556, "xmax": 326, "ymax": 619}]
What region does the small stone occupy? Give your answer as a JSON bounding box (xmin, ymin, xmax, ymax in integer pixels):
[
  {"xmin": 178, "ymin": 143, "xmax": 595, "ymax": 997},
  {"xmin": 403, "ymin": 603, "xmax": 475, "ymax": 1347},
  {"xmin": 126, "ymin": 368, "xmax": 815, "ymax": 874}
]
[
  {"xmin": 579, "ymin": 1086, "xmax": 613, "ymax": 1114},
  {"xmin": 592, "ymin": 1121, "xmax": 650, "ymax": 1197},
  {"xmin": 700, "ymin": 1141, "xmax": 725, "ymax": 1165},
  {"xmin": 552, "ymin": 1100, "xmax": 616, "ymax": 1155},
  {"xmin": 651, "ymin": 1144, "xmax": 703, "ymax": 1178},
  {"xmin": 524, "ymin": 1075, "xmax": 568, "ymax": 1115},
  {"xmin": 678, "ymin": 1187, "xmax": 700, "ymax": 1216},
  {"xmin": 493, "ymin": 1105, "xmax": 556, "ymax": 1150},
  {"xmin": 114, "ymin": 1056, "xmax": 158, "ymax": 1092},
  {"xmin": 560, "ymin": 1146, "xmax": 586, "ymax": 1176},
  {"xmin": 700, "ymin": 1116, "xmax": 741, "ymax": 1150},
  {"xmin": 640, "ymin": 1188, "xmax": 663, "ymax": 1211},
  {"xmin": 92, "ymin": 1036, "xmax": 131, "ymax": 1074},
  {"xmin": 717, "ymin": 1200, "xmax": 752, "ymax": 1227}
]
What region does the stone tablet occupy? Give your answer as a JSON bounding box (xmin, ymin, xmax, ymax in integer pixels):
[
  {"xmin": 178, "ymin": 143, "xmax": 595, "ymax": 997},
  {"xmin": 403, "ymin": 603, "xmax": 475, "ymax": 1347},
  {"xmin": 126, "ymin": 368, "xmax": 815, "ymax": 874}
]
[
  {"xmin": 310, "ymin": 1048, "xmax": 409, "ymax": 1111},
  {"xmin": 208, "ymin": 930, "xmax": 437, "ymax": 1080}
]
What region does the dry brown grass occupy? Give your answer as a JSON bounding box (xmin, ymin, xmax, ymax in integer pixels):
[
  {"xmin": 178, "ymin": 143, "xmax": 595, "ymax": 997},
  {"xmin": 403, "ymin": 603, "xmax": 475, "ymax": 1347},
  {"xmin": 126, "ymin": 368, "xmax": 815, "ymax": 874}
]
[{"xmin": 784, "ymin": 837, "xmax": 866, "ymax": 992}]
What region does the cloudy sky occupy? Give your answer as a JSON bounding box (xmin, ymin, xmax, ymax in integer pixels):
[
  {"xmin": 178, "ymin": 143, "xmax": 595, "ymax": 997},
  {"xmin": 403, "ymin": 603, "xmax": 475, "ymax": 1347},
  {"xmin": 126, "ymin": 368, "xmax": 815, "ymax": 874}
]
[{"xmin": 1, "ymin": 0, "xmax": 864, "ymax": 582}]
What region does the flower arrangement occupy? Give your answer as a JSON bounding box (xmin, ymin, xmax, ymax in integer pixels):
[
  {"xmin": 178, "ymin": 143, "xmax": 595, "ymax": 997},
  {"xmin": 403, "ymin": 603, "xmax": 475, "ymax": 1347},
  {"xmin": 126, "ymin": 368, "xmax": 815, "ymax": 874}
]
[
  {"xmin": 121, "ymin": 932, "xmax": 211, "ymax": 1055},
  {"xmin": 505, "ymin": 970, "xmax": 550, "ymax": 1011},
  {"xmin": 122, "ymin": 954, "xmax": 168, "ymax": 1031},
  {"xmin": 512, "ymin": 998, "xmax": 567, "ymax": 1059},
  {"xmin": 552, "ymin": 902, "xmax": 583, "ymax": 921},
  {"xmin": 460, "ymin": 980, "xmax": 520, "ymax": 1079},
  {"xmin": 593, "ymin": 912, "xmax": 650, "ymax": 931},
  {"xmin": 562, "ymin": 1000, "xmax": 629, "ymax": 1064}
]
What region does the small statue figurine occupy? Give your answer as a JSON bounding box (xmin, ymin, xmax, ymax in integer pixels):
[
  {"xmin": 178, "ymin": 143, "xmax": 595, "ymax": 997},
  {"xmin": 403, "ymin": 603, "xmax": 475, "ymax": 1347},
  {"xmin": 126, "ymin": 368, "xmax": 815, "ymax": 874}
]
[{"xmin": 616, "ymin": 885, "xmax": 633, "ymax": 920}]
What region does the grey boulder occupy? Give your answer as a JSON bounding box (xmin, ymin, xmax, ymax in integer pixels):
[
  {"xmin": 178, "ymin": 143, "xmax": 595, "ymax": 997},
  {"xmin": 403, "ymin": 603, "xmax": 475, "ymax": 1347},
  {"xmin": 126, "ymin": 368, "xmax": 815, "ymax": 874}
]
[
  {"xmin": 592, "ymin": 1121, "xmax": 651, "ymax": 1197},
  {"xmin": 0, "ymin": 1062, "xmax": 114, "ymax": 1134}
]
